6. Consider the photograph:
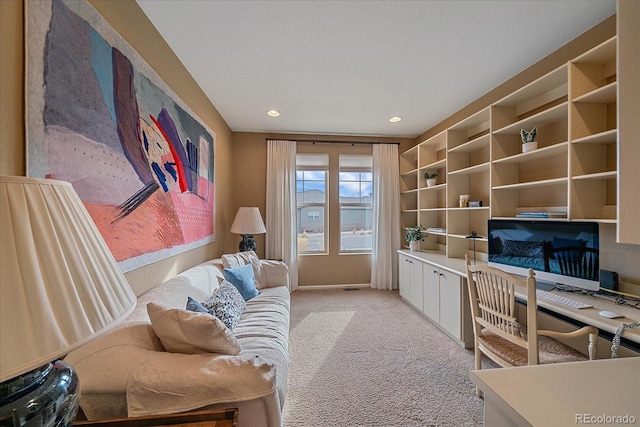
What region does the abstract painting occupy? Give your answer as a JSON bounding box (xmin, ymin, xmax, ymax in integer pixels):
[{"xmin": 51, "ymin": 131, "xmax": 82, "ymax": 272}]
[{"xmin": 26, "ymin": 0, "xmax": 215, "ymax": 271}]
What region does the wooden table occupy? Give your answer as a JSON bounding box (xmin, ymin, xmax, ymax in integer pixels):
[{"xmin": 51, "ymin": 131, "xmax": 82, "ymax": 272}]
[
  {"xmin": 74, "ymin": 408, "xmax": 238, "ymax": 427},
  {"xmin": 470, "ymin": 358, "xmax": 640, "ymax": 426}
]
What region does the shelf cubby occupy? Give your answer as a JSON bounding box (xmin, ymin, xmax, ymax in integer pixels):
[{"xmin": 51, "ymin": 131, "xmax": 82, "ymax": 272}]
[
  {"xmin": 492, "ymin": 65, "xmax": 568, "ymax": 130},
  {"xmin": 419, "ymin": 186, "xmax": 446, "ymax": 210}
]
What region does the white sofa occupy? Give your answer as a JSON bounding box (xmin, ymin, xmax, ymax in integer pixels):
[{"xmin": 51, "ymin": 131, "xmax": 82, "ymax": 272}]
[{"xmin": 65, "ymin": 257, "xmax": 290, "ymax": 427}]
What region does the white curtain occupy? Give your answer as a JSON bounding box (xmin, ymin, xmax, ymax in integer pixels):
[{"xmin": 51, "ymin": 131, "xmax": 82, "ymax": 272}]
[
  {"xmin": 370, "ymin": 144, "xmax": 401, "ymax": 290},
  {"xmin": 266, "ymin": 139, "xmax": 298, "ymax": 291}
]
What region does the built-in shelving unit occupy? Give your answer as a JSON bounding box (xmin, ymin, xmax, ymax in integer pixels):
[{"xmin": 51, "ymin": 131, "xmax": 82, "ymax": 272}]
[
  {"xmin": 399, "ymin": 35, "xmax": 621, "ymax": 261},
  {"xmin": 569, "ymin": 36, "xmax": 618, "ymax": 223}
]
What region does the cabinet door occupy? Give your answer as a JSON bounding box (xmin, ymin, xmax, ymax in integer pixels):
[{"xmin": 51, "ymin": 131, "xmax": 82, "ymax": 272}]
[
  {"xmin": 398, "ymin": 254, "xmax": 411, "ymax": 300},
  {"xmin": 408, "ymin": 258, "xmax": 423, "ymax": 311},
  {"xmin": 439, "ymin": 270, "xmax": 462, "ymax": 339},
  {"xmin": 422, "ymin": 265, "xmax": 440, "ymax": 322}
]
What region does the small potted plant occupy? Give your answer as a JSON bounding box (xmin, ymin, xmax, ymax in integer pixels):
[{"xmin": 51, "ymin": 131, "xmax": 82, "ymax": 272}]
[
  {"xmin": 424, "ymin": 172, "xmax": 438, "ymax": 187},
  {"xmin": 520, "ymin": 127, "xmax": 538, "ymax": 153},
  {"xmin": 405, "ymin": 225, "xmax": 424, "ymax": 251}
]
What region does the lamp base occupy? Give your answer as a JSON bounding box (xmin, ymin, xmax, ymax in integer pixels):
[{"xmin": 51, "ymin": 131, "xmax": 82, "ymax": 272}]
[
  {"xmin": 0, "ymin": 360, "xmax": 79, "ymax": 426},
  {"xmin": 239, "ymin": 234, "xmax": 256, "ymax": 252}
]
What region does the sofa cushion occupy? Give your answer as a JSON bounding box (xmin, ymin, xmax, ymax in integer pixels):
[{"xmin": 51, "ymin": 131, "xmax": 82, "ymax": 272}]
[
  {"xmin": 201, "ymin": 280, "xmax": 246, "ymax": 330},
  {"xmin": 224, "ymin": 264, "xmax": 260, "ymax": 301},
  {"xmin": 222, "ymin": 251, "xmax": 267, "ymax": 289},
  {"xmin": 147, "ymin": 303, "xmax": 241, "ymax": 355}
]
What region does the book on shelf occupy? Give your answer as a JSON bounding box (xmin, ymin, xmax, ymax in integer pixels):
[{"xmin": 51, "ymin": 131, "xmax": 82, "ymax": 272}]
[
  {"xmin": 426, "ymin": 227, "xmax": 447, "ymax": 233},
  {"xmin": 515, "ymin": 212, "xmax": 567, "ymax": 218}
]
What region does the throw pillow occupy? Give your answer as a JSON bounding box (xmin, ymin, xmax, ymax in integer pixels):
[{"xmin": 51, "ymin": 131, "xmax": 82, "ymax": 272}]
[
  {"xmin": 146, "ymin": 302, "xmax": 241, "ymax": 355},
  {"xmin": 201, "ymin": 280, "xmax": 246, "ymax": 330},
  {"xmin": 221, "ymin": 251, "xmax": 267, "ymax": 289},
  {"xmin": 224, "ymin": 263, "xmax": 260, "ymax": 300},
  {"xmin": 186, "ymin": 296, "xmax": 209, "ymax": 313},
  {"xmin": 502, "ymin": 240, "xmax": 545, "ymax": 258}
]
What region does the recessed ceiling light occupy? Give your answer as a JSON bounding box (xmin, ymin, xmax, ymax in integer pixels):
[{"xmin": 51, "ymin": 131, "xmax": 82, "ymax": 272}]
[
  {"xmin": 389, "ymin": 116, "xmax": 402, "ymax": 123},
  {"xmin": 267, "ymin": 110, "xmax": 280, "ymax": 117}
]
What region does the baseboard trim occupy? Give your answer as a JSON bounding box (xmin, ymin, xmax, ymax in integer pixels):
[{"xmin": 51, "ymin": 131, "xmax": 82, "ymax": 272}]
[{"xmin": 297, "ymin": 283, "xmax": 370, "ymax": 290}]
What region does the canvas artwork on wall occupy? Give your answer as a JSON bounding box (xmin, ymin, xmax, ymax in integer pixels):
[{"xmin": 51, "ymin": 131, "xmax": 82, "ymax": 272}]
[{"xmin": 26, "ymin": 0, "xmax": 215, "ymax": 271}]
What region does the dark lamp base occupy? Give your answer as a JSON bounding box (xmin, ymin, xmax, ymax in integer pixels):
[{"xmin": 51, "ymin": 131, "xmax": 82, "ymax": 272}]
[
  {"xmin": 239, "ymin": 234, "xmax": 257, "ymax": 252},
  {"xmin": 0, "ymin": 360, "xmax": 79, "ymax": 426}
]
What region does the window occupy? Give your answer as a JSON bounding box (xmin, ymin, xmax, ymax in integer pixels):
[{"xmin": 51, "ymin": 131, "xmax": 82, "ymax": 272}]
[
  {"xmin": 339, "ymin": 155, "xmax": 373, "ymax": 252},
  {"xmin": 296, "ymin": 154, "xmax": 328, "ymax": 253}
]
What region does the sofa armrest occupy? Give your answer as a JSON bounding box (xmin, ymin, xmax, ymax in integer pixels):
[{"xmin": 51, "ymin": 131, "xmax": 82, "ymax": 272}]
[{"xmin": 260, "ymin": 260, "xmax": 289, "ymax": 288}]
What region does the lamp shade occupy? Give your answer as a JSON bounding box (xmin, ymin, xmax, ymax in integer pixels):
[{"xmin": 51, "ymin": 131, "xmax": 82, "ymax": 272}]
[
  {"xmin": 0, "ymin": 176, "xmax": 137, "ymax": 382},
  {"xmin": 230, "ymin": 207, "xmax": 266, "ymax": 235}
]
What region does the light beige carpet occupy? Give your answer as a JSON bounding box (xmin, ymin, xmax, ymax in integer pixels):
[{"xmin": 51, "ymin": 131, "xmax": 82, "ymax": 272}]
[{"xmin": 282, "ymin": 287, "xmax": 497, "ymax": 427}]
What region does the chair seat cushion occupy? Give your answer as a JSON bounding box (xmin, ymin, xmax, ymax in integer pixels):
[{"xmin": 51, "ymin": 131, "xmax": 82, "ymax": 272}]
[{"xmin": 478, "ymin": 327, "xmax": 588, "ymax": 366}]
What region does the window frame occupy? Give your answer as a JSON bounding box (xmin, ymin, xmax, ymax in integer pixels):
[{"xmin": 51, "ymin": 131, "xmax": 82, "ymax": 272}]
[
  {"xmin": 296, "ymin": 155, "xmax": 329, "ymax": 255},
  {"xmin": 338, "ymin": 155, "xmax": 373, "ymax": 254}
]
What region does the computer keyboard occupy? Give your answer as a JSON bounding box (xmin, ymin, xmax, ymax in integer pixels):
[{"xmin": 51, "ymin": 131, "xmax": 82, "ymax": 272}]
[{"xmin": 536, "ymin": 289, "xmax": 593, "ymax": 309}]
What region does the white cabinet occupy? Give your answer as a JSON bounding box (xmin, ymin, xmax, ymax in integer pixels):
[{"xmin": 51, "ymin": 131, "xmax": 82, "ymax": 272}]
[
  {"xmin": 398, "ymin": 251, "xmax": 473, "ymax": 348},
  {"xmin": 399, "ymin": 253, "xmax": 423, "ymax": 311},
  {"xmin": 439, "ymin": 269, "xmax": 464, "ymax": 340},
  {"xmin": 422, "ymin": 265, "xmax": 440, "ymax": 322},
  {"xmin": 422, "ymin": 264, "xmax": 471, "ymax": 347}
]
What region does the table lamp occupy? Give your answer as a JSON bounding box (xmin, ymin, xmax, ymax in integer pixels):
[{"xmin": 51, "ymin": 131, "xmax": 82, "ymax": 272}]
[
  {"xmin": 230, "ymin": 207, "xmax": 266, "ymax": 252},
  {"xmin": 0, "ymin": 176, "xmax": 137, "ymax": 425}
]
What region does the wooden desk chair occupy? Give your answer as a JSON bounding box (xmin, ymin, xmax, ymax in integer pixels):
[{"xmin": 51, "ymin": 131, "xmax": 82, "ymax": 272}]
[
  {"xmin": 464, "ymin": 255, "xmax": 598, "ymax": 396},
  {"xmin": 553, "ymin": 246, "xmax": 599, "ymax": 280}
]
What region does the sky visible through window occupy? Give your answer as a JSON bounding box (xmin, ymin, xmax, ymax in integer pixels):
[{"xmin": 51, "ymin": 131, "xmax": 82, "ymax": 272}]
[{"xmin": 339, "ymin": 172, "xmax": 372, "ymax": 201}]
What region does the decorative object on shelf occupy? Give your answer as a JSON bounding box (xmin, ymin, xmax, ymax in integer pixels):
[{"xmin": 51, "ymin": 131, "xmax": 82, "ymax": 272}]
[
  {"xmin": 520, "ymin": 127, "xmax": 538, "ymax": 153},
  {"xmin": 0, "ymin": 176, "xmax": 137, "ymax": 426},
  {"xmin": 405, "ymin": 225, "xmax": 425, "ymax": 251},
  {"xmin": 231, "ymin": 207, "xmax": 267, "ymax": 252},
  {"xmin": 468, "ymin": 200, "xmax": 483, "ymax": 208},
  {"xmin": 424, "ymin": 172, "xmax": 438, "ymax": 187},
  {"xmin": 459, "ymin": 194, "xmax": 470, "ymax": 208},
  {"xmin": 465, "ymin": 230, "xmax": 484, "ymax": 264}
]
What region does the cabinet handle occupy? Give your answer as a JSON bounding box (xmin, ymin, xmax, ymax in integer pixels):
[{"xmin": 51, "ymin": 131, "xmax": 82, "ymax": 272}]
[
  {"xmin": 440, "ymin": 273, "xmax": 445, "ymax": 277},
  {"xmin": 433, "ymin": 270, "xmax": 438, "ymax": 274}
]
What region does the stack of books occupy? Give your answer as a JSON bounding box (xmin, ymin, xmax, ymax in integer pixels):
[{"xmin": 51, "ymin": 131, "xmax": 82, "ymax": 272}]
[
  {"xmin": 426, "ymin": 227, "xmax": 447, "ymax": 233},
  {"xmin": 515, "ymin": 212, "xmax": 567, "ymax": 218}
]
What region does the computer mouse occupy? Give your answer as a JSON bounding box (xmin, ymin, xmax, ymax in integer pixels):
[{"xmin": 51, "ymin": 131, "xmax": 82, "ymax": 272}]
[{"xmin": 598, "ymin": 310, "xmax": 625, "ymax": 319}]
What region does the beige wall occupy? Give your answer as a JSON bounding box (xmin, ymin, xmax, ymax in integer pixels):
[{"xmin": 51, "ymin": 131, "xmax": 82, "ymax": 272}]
[
  {"xmin": 0, "ymin": 0, "xmax": 235, "ymax": 295},
  {"xmin": 233, "ymin": 133, "xmax": 413, "ymax": 287}
]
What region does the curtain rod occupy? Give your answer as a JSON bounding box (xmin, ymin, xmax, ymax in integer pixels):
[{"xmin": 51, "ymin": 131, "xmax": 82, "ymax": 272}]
[{"xmin": 266, "ymin": 138, "xmax": 399, "ymax": 146}]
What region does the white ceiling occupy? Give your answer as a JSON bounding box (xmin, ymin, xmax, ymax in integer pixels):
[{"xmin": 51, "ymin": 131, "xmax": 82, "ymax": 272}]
[{"xmin": 136, "ymin": 0, "xmax": 615, "ymax": 138}]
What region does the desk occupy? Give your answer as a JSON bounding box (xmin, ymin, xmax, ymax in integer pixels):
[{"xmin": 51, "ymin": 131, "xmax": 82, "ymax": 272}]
[
  {"xmin": 398, "ymin": 250, "xmax": 640, "ymax": 351},
  {"xmin": 513, "ymin": 285, "xmax": 640, "ymax": 351},
  {"xmin": 470, "ymin": 358, "xmax": 640, "ymax": 427}
]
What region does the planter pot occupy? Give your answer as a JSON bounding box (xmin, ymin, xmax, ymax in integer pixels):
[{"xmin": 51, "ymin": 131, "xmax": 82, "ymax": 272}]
[
  {"xmin": 409, "ymin": 241, "xmax": 420, "ymax": 251},
  {"xmin": 522, "ymin": 141, "xmax": 538, "ymax": 153},
  {"xmin": 426, "ymin": 179, "xmax": 437, "ymax": 187}
]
